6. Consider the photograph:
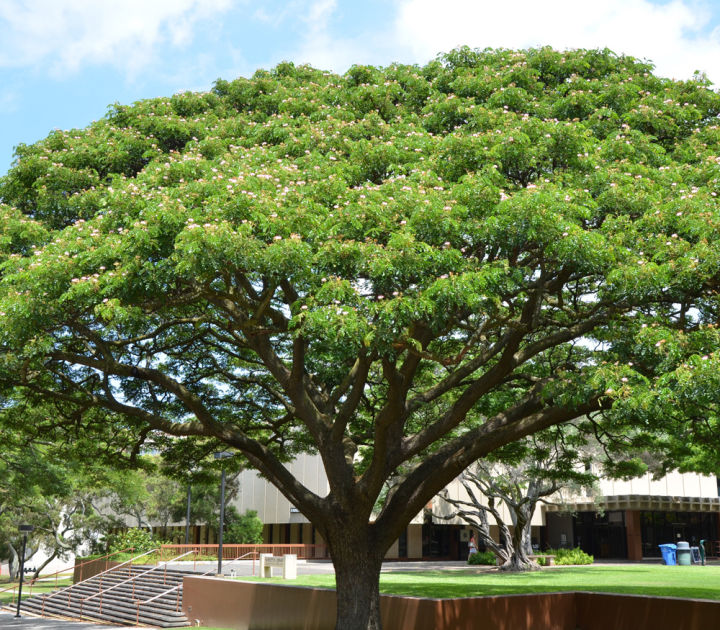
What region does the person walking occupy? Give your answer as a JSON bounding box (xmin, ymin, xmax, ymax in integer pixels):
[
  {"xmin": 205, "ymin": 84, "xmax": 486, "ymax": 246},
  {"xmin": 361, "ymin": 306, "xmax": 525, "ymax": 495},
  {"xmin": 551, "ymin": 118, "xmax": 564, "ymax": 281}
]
[{"xmin": 468, "ymin": 533, "xmax": 478, "ymax": 560}]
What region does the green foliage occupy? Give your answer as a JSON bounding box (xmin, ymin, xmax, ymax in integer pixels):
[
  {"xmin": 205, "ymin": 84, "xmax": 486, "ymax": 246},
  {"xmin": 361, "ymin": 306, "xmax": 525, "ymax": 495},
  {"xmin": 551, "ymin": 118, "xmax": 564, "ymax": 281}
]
[
  {"xmin": 1, "ymin": 45, "xmax": 720, "ymax": 626},
  {"xmin": 2, "ymin": 47, "xmax": 719, "ymax": 471},
  {"xmin": 107, "ymin": 528, "xmax": 163, "ymax": 554},
  {"xmin": 0, "ymin": 413, "xmax": 129, "ymax": 575},
  {"xmin": 467, "ymin": 551, "xmax": 496, "ymax": 565},
  {"xmin": 224, "ymin": 509, "xmax": 264, "ymax": 544},
  {"xmin": 543, "ymin": 547, "xmax": 594, "ymax": 565}
]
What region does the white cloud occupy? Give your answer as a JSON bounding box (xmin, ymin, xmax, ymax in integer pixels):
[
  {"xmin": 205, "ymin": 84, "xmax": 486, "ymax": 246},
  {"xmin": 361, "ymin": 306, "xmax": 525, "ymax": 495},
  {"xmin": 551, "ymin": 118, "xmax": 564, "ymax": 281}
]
[
  {"xmin": 287, "ymin": 0, "xmax": 409, "ymax": 72},
  {"xmin": 0, "ymin": 0, "xmax": 234, "ymax": 77},
  {"xmin": 392, "ymin": 0, "xmax": 720, "ymax": 81},
  {"xmin": 291, "ymin": 0, "xmax": 352, "ymax": 69},
  {"xmin": 282, "ymin": 0, "xmax": 720, "ymax": 81},
  {"xmin": 0, "ymin": 88, "xmax": 19, "ymax": 114}
]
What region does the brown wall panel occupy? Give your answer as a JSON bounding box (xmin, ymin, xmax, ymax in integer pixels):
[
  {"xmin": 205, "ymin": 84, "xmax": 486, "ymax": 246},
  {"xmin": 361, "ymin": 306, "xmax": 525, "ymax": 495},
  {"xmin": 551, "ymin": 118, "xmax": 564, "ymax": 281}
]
[
  {"xmin": 182, "ymin": 576, "xmax": 720, "ymax": 630},
  {"xmin": 576, "ymin": 592, "xmax": 720, "ymax": 630},
  {"xmin": 183, "ymin": 577, "xmax": 337, "ymax": 629}
]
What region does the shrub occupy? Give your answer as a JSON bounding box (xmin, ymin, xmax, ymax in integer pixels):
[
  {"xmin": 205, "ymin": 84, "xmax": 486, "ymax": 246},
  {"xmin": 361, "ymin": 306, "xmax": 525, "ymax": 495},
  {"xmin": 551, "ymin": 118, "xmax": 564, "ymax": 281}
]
[
  {"xmin": 224, "ymin": 509, "xmax": 264, "ymax": 544},
  {"xmin": 468, "ymin": 551, "xmax": 497, "ymax": 565},
  {"xmin": 107, "ymin": 528, "xmax": 164, "ymax": 554},
  {"xmin": 544, "ymin": 547, "xmax": 594, "ymax": 565}
]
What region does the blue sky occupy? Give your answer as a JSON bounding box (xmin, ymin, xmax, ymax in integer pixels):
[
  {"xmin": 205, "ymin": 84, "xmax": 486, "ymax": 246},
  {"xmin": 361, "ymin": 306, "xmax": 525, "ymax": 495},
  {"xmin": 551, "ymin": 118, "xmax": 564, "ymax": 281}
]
[{"xmin": 2, "ymin": 0, "xmax": 720, "ymax": 176}]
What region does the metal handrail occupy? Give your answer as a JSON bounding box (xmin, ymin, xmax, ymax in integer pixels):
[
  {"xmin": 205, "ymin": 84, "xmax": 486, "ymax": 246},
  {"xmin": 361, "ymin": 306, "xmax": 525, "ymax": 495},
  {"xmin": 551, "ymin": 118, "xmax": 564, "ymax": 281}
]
[
  {"xmin": 70, "ymin": 547, "xmax": 138, "ymax": 583},
  {"xmin": 159, "ymin": 542, "xmax": 329, "ymax": 560},
  {"xmin": 133, "ymin": 551, "xmax": 259, "ymax": 624},
  {"xmin": 139, "ymin": 551, "xmax": 259, "ymax": 603},
  {"xmin": 0, "ymin": 546, "xmax": 135, "ymax": 606},
  {"xmin": 81, "ymin": 550, "xmax": 197, "ymax": 603},
  {"xmin": 33, "ymin": 548, "xmax": 160, "ymax": 617},
  {"xmin": 34, "ymin": 549, "xmax": 157, "ymax": 603}
]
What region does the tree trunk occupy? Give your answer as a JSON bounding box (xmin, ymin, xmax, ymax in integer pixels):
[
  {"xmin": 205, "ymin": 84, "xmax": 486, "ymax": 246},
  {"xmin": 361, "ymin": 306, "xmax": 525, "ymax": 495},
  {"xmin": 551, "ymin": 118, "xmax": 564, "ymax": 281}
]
[
  {"xmin": 501, "ymin": 552, "xmax": 539, "ymax": 571},
  {"xmin": 326, "ymin": 527, "xmax": 384, "ymax": 630},
  {"xmin": 500, "ymin": 504, "xmax": 539, "ymax": 572},
  {"xmin": 32, "ymin": 549, "xmax": 59, "ymax": 580},
  {"xmin": 520, "ymin": 517, "xmax": 534, "ymax": 556},
  {"xmin": 7, "ymin": 543, "xmax": 19, "ymax": 580}
]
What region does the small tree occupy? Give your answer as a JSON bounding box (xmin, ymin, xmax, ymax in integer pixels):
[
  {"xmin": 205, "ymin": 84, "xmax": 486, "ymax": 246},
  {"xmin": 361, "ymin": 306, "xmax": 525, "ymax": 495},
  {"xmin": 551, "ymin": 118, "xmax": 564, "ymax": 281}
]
[
  {"xmin": 106, "ymin": 527, "xmax": 159, "ymax": 554},
  {"xmin": 224, "ymin": 509, "xmax": 264, "ymax": 544},
  {"xmin": 0, "ymin": 418, "xmax": 119, "ymax": 579},
  {"xmin": 438, "ymin": 430, "xmax": 595, "ymax": 571}
]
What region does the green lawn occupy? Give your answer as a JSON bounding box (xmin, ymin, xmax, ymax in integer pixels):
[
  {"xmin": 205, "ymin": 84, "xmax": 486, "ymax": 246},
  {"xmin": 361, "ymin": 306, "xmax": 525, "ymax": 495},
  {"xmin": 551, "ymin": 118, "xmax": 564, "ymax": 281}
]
[
  {"xmin": 242, "ymin": 565, "xmax": 720, "ymax": 601},
  {"xmin": 0, "ymin": 578, "xmax": 73, "ymax": 605}
]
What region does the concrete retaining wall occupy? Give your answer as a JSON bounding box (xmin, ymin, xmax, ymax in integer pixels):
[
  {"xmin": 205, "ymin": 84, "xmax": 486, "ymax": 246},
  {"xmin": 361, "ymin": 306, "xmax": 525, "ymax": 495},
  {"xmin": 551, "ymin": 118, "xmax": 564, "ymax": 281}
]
[{"xmin": 182, "ymin": 576, "xmax": 720, "ymax": 630}]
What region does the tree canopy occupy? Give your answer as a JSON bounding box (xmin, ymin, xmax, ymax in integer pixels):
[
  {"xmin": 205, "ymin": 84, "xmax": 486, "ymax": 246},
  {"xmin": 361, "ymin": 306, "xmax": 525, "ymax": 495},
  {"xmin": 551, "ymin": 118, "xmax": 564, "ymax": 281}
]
[
  {"xmin": 0, "ymin": 418, "xmax": 126, "ymax": 579},
  {"xmin": 2, "ymin": 46, "xmax": 720, "ymax": 629}
]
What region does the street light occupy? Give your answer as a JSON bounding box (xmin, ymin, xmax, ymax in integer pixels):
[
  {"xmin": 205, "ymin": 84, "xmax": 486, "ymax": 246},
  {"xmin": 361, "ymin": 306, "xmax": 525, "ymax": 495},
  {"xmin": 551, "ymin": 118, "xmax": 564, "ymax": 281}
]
[
  {"xmin": 184, "ymin": 466, "xmax": 199, "ymax": 545},
  {"xmin": 15, "ymin": 524, "xmax": 34, "ymax": 618},
  {"xmin": 184, "ymin": 484, "xmax": 192, "ymax": 545},
  {"xmin": 214, "ymin": 452, "xmax": 233, "ymax": 575}
]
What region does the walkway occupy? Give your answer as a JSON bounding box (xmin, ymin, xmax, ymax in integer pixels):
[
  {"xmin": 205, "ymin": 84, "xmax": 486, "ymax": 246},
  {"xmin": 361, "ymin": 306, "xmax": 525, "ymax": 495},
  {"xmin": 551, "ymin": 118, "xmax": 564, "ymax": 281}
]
[{"xmin": 0, "ymin": 612, "xmax": 129, "ymax": 629}]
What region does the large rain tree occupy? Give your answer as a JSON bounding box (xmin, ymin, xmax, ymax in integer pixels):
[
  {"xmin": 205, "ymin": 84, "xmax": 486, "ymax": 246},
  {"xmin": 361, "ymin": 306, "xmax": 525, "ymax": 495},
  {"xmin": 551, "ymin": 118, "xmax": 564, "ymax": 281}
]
[{"xmin": 2, "ymin": 47, "xmax": 720, "ymax": 629}]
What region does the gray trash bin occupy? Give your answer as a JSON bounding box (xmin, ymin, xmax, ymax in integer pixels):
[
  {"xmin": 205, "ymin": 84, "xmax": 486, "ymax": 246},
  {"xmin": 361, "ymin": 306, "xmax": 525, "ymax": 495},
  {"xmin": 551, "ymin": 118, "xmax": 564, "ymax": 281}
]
[{"xmin": 676, "ymin": 541, "xmax": 692, "ymax": 566}]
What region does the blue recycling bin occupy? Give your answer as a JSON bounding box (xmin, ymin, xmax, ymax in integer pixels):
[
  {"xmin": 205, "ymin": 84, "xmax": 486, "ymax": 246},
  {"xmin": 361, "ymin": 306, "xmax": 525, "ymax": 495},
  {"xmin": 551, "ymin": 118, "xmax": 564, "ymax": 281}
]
[{"xmin": 659, "ymin": 543, "xmax": 677, "ymax": 565}]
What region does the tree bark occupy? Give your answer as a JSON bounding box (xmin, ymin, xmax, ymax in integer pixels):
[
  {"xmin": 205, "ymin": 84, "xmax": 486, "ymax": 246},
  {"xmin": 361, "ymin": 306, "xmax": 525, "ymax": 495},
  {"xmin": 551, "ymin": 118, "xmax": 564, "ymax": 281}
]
[
  {"xmin": 32, "ymin": 549, "xmax": 59, "ymax": 580},
  {"xmin": 325, "ymin": 526, "xmax": 384, "ymax": 630},
  {"xmin": 7, "ymin": 543, "xmax": 19, "ymax": 580},
  {"xmin": 500, "ymin": 503, "xmax": 539, "ymax": 571},
  {"xmin": 500, "ymin": 553, "xmax": 539, "ymax": 571}
]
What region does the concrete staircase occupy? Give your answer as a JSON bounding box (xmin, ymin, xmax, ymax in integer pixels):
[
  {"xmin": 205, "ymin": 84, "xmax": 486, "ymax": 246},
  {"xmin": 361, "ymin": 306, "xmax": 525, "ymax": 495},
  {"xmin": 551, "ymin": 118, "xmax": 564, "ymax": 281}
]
[{"xmin": 12, "ymin": 565, "xmax": 195, "ymax": 627}]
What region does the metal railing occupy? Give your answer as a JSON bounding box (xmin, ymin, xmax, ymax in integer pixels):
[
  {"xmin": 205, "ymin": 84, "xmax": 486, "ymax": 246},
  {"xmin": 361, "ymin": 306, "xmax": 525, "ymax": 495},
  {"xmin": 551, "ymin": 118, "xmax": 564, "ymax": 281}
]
[
  {"xmin": 159, "ymin": 543, "xmax": 329, "ymax": 561},
  {"xmin": 79, "ymin": 550, "xmax": 197, "ymax": 617},
  {"xmin": 711, "ymin": 540, "xmax": 720, "ymax": 558},
  {"xmin": 0, "ymin": 547, "xmax": 136, "ymax": 607},
  {"xmin": 37, "ymin": 549, "xmax": 160, "ymax": 618},
  {"xmin": 29, "ymin": 549, "xmax": 158, "ymax": 615},
  {"xmin": 132, "ymin": 551, "xmax": 259, "ymax": 625}
]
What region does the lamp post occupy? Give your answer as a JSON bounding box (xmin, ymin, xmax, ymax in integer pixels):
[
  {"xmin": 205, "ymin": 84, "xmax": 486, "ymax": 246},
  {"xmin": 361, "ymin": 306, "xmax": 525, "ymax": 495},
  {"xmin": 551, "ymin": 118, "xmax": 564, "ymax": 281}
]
[
  {"xmin": 184, "ymin": 484, "xmax": 192, "ymax": 545},
  {"xmin": 15, "ymin": 524, "xmax": 34, "ymax": 618},
  {"xmin": 214, "ymin": 452, "xmax": 233, "ymax": 575},
  {"xmin": 184, "ymin": 466, "xmax": 199, "ymax": 545}
]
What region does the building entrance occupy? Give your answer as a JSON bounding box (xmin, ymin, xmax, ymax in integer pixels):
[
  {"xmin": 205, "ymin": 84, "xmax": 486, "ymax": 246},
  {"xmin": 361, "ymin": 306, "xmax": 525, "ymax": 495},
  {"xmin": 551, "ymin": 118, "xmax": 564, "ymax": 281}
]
[
  {"xmin": 574, "ymin": 511, "xmax": 627, "ymax": 559},
  {"xmin": 640, "ymin": 511, "xmax": 718, "ymax": 557},
  {"xmin": 422, "ymin": 522, "xmax": 461, "ymax": 559}
]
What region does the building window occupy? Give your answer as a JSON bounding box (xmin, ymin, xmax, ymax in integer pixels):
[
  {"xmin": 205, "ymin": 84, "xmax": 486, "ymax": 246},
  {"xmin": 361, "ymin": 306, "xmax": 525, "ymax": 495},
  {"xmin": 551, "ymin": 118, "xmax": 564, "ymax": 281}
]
[{"xmin": 398, "ymin": 528, "xmax": 408, "ymax": 558}]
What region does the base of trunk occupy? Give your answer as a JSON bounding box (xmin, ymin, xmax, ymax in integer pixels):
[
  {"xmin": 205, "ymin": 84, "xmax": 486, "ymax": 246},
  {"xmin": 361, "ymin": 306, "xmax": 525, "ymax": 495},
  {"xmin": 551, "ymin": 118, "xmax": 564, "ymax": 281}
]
[
  {"xmin": 499, "ymin": 557, "xmax": 541, "ymax": 572},
  {"xmin": 329, "ymin": 535, "xmax": 384, "ymax": 630}
]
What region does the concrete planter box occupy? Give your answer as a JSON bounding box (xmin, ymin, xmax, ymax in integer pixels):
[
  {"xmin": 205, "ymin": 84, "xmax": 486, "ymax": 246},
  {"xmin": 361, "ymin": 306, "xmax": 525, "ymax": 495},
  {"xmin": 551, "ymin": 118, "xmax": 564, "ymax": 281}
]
[{"xmin": 182, "ymin": 576, "xmax": 720, "ymax": 629}]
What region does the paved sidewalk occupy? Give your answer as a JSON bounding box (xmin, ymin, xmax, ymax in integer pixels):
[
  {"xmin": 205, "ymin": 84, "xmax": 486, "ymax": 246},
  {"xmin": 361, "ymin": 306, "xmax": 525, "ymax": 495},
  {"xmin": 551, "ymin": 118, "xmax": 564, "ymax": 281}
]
[{"xmin": 0, "ymin": 612, "xmax": 131, "ymax": 629}]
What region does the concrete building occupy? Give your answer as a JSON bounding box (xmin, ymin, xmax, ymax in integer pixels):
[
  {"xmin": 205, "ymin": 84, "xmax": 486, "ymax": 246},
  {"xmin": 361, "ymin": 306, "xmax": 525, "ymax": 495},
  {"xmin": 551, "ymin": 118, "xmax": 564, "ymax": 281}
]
[
  {"xmin": 228, "ymin": 454, "xmax": 720, "ymax": 561},
  {"xmin": 545, "ymin": 468, "xmax": 720, "ymax": 560}
]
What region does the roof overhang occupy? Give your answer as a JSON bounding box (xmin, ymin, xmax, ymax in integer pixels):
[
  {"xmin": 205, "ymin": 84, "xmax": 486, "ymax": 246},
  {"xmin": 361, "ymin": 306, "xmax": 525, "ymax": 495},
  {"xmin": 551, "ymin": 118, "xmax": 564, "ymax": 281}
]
[{"xmin": 545, "ymin": 495, "xmax": 720, "ymax": 513}]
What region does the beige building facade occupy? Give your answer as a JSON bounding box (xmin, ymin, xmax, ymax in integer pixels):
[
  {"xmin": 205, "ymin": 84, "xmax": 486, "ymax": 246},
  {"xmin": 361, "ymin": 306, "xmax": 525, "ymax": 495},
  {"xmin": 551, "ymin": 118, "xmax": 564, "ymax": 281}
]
[{"xmin": 230, "ymin": 454, "xmax": 720, "ymax": 560}]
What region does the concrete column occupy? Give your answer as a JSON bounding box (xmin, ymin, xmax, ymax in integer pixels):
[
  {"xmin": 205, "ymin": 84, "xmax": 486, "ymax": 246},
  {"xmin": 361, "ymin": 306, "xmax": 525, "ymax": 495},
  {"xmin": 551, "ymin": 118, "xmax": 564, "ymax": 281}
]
[{"xmin": 625, "ymin": 510, "xmax": 642, "ymax": 560}]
